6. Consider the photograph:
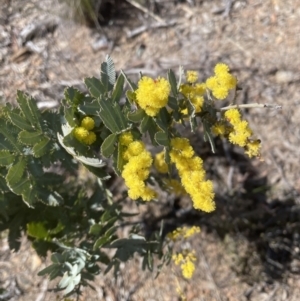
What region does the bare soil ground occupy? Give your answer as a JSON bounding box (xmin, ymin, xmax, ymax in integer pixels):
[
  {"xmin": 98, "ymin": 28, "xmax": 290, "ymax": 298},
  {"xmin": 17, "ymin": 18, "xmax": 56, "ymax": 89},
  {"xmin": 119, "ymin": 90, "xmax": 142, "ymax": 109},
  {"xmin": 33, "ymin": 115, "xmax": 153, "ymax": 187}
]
[{"xmin": 1, "ymin": 0, "xmax": 300, "ymax": 300}]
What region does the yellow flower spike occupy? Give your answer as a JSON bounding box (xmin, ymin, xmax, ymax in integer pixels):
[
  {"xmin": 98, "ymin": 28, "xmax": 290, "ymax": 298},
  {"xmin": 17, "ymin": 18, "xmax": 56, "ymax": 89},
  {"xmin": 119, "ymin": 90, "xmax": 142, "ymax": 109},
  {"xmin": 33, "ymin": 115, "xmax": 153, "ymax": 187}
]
[
  {"xmin": 81, "ymin": 116, "xmax": 95, "ymax": 130},
  {"xmin": 186, "ymin": 70, "xmax": 198, "ymax": 84},
  {"xmin": 135, "ymin": 76, "xmax": 171, "ymax": 117},
  {"xmin": 170, "ymin": 137, "xmax": 215, "ymax": 213},
  {"xmin": 121, "ymin": 139, "xmax": 155, "ymax": 201}
]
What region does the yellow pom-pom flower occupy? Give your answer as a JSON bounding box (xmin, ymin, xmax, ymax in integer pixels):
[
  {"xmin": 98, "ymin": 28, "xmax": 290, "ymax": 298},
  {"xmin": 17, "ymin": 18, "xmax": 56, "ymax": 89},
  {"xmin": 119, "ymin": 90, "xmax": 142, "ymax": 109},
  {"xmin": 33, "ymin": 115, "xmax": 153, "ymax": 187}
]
[
  {"xmin": 74, "ymin": 127, "xmax": 89, "ymax": 142},
  {"xmin": 186, "ymin": 70, "xmax": 198, "ymax": 84},
  {"xmin": 81, "ymin": 116, "xmax": 95, "ymax": 130},
  {"xmin": 74, "ymin": 125, "xmax": 96, "ymax": 145},
  {"xmin": 82, "ymin": 131, "xmax": 96, "ymax": 145},
  {"xmin": 135, "ymin": 76, "xmax": 171, "ymax": 117},
  {"xmin": 224, "ymin": 108, "xmax": 241, "ymax": 125},
  {"xmin": 119, "ymin": 132, "xmax": 134, "ymax": 146},
  {"xmin": 212, "ymin": 121, "xmax": 227, "ymax": 136},
  {"xmin": 206, "ymin": 63, "xmax": 237, "ymax": 100}
]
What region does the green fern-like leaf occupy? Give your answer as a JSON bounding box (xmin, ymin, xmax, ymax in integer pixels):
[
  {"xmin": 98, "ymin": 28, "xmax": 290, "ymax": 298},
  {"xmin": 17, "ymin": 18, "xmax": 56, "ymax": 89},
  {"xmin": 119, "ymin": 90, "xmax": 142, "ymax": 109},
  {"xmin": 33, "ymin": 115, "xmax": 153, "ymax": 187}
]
[
  {"xmin": 0, "ymin": 150, "xmax": 15, "ymax": 166},
  {"xmin": 98, "ymin": 100, "xmax": 129, "ymax": 133},
  {"xmin": 111, "ymin": 73, "xmax": 124, "ymax": 103},
  {"xmin": 84, "ymin": 77, "xmax": 106, "ymax": 99},
  {"xmin": 18, "ymin": 130, "xmax": 44, "ymax": 145},
  {"xmin": 6, "ymin": 109, "xmax": 33, "ymax": 131},
  {"xmin": 101, "ymin": 55, "xmax": 115, "ymax": 92},
  {"xmin": 6, "ymin": 156, "xmax": 27, "ymax": 186},
  {"xmin": 0, "ymin": 119, "xmax": 23, "ymax": 153},
  {"xmin": 16, "ymin": 91, "xmax": 42, "ymax": 131},
  {"xmin": 33, "ymin": 137, "xmax": 51, "ymax": 158}
]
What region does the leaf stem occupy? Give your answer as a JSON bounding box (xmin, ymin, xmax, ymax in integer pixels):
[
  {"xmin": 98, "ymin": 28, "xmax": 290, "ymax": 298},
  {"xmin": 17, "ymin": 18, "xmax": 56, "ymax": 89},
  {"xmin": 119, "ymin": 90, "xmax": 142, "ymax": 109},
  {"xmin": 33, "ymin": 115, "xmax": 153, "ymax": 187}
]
[{"xmin": 220, "ymin": 103, "xmax": 282, "ymax": 111}]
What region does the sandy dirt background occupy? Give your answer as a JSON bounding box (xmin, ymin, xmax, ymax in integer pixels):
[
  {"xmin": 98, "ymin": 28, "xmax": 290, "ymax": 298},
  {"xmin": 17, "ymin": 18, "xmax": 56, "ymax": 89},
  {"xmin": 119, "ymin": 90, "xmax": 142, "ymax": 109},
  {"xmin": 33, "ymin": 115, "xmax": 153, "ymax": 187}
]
[{"xmin": 1, "ymin": 0, "xmax": 300, "ymax": 300}]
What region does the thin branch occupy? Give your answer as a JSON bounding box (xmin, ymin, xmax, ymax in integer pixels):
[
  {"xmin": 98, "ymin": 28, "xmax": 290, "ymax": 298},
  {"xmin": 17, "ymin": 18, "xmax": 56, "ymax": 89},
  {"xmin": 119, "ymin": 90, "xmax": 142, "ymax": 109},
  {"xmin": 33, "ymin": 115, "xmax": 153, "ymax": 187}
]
[
  {"xmin": 220, "ymin": 103, "xmax": 282, "ymax": 111},
  {"xmin": 125, "ymin": 0, "xmax": 165, "ymax": 23},
  {"xmin": 127, "ymin": 21, "xmax": 176, "ymax": 38}
]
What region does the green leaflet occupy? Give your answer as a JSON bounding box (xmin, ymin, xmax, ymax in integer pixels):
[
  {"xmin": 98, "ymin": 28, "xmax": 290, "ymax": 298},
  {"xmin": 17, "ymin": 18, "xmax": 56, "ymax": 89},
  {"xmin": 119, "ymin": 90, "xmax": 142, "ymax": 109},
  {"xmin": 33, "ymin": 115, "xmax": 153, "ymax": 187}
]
[
  {"xmin": 37, "ymin": 189, "xmax": 64, "ymax": 206},
  {"xmin": 98, "ymin": 99, "xmax": 129, "ymax": 133},
  {"xmin": 16, "ymin": 91, "xmax": 42, "ymax": 131},
  {"xmin": 127, "ymin": 109, "xmax": 146, "ymax": 123},
  {"xmin": 167, "ymin": 69, "xmax": 178, "ymax": 97},
  {"xmin": 78, "ymin": 98, "xmax": 100, "ymax": 115},
  {"xmin": 33, "ymin": 137, "xmax": 51, "ymax": 158},
  {"xmin": 64, "ymin": 87, "xmax": 85, "ymax": 106},
  {"xmin": 82, "ymin": 164, "xmax": 111, "ymax": 180},
  {"xmin": 18, "ymin": 130, "xmax": 44, "ymax": 145},
  {"xmin": 154, "ymin": 132, "xmax": 169, "ymax": 147},
  {"xmin": 0, "ymin": 150, "xmax": 15, "ymax": 166},
  {"xmin": 154, "ymin": 107, "xmax": 171, "ymax": 132},
  {"xmin": 100, "ymin": 55, "xmax": 115, "ymax": 92},
  {"xmin": 84, "ymin": 77, "xmax": 106, "ymax": 99},
  {"xmin": 111, "ymin": 73, "xmax": 124, "ymax": 103},
  {"xmin": 140, "ymin": 116, "xmax": 157, "ymax": 145},
  {"xmin": 0, "ymin": 119, "xmax": 23, "ymax": 153},
  {"xmin": 101, "ymin": 133, "xmax": 117, "ymax": 158},
  {"xmin": 7, "ymin": 110, "xmax": 33, "ymax": 131},
  {"xmin": 27, "ymin": 222, "xmax": 49, "ymax": 239},
  {"xmin": 112, "ymin": 143, "xmax": 125, "ymax": 175},
  {"xmin": 21, "ymin": 181, "xmax": 37, "ymax": 206},
  {"xmin": 6, "ymin": 157, "xmax": 27, "ymax": 186}
]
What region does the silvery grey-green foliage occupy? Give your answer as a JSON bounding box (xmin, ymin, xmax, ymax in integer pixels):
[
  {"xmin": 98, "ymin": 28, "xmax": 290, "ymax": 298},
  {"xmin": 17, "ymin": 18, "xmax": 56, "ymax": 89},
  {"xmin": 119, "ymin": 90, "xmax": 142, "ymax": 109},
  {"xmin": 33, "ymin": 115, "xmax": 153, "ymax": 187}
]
[{"xmin": 0, "ymin": 55, "xmax": 170, "ymax": 297}]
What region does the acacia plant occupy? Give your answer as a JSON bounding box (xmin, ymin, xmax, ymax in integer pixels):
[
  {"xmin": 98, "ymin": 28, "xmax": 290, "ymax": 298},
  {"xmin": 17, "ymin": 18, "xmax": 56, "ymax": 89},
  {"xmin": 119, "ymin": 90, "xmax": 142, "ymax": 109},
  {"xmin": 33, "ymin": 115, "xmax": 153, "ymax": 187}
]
[{"xmin": 0, "ymin": 55, "xmax": 262, "ymax": 296}]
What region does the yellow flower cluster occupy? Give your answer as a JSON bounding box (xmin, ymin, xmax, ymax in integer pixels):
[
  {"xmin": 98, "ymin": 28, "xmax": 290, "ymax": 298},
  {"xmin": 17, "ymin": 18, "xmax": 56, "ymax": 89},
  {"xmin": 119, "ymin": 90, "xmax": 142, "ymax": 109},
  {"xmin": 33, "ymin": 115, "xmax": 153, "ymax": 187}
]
[
  {"xmin": 135, "ymin": 76, "xmax": 171, "ymax": 117},
  {"xmin": 172, "ymin": 251, "xmax": 196, "ymax": 279},
  {"xmin": 206, "ymin": 63, "xmax": 237, "ymax": 100},
  {"xmin": 73, "ymin": 116, "xmax": 96, "ymax": 145},
  {"xmin": 180, "ymin": 82, "xmax": 206, "ymax": 114},
  {"xmin": 169, "ymin": 138, "xmax": 215, "ymax": 212},
  {"xmin": 224, "ymin": 108, "xmax": 261, "ymax": 157},
  {"xmin": 120, "ymin": 132, "xmax": 156, "ymax": 201},
  {"xmin": 168, "ymin": 226, "xmax": 201, "ymax": 241}
]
